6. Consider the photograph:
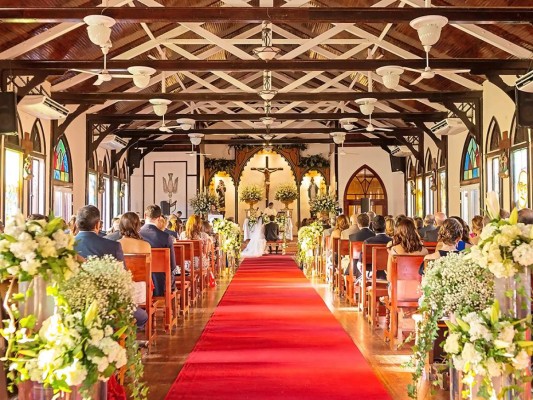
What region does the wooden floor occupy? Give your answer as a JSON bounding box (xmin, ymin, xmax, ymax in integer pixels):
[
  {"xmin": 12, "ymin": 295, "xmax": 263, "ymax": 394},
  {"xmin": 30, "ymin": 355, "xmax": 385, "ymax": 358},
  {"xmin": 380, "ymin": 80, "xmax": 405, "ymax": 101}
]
[{"xmin": 143, "ymin": 262, "xmax": 446, "ymax": 400}]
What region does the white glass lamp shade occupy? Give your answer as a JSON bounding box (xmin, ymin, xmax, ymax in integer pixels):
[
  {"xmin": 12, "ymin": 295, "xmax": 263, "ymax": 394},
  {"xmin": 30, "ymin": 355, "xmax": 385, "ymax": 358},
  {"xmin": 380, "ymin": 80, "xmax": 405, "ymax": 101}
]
[
  {"xmin": 253, "ymin": 46, "xmax": 281, "ymax": 61},
  {"xmin": 259, "ymin": 89, "xmax": 277, "ymax": 101},
  {"xmin": 340, "ymin": 118, "xmax": 357, "ymax": 131},
  {"xmin": 331, "ymin": 132, "xmax": 346, "ymax": 145},
  {"xmin": 177, "ymin": 118, "xmax": 195, "ymax": 131},
  {"xmin": 376, "ymin": 66, "xmax": 404, "ymax": 90},
  {"xmin": 260, "ymin": 116, "xmax": 276, "ymax": 126},
  {"xmin": 188, "ymin": 133, "xmax": 204, "ymax": 146},
  {"xmin": 356, "ymin": 98, "xmax": 377, "ymax": 116},
  {"xmin": 84, "ymin": 15, "xmax": 116, "ymax": 47},
  {"xmin": 128, "ymin": 66, "xmax": 156, "ymax": 89},
  {"xmin": 149, "ymin": 98, "xmax": 171, "ymax": 116},
  {"xmin": 410, "ymin": 15, "xmax": 448, "ymax": 51}
]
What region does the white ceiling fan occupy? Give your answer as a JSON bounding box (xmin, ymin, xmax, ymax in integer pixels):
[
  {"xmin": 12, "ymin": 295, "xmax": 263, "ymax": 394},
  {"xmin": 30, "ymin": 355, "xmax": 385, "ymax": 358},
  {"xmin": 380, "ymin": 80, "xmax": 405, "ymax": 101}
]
[
  {"xmin": 185, "ymin": 134, "xmax": 211, "ymax": 156},
  {"xmin": 404, "ymin": 50, "xmax": 470, "ymax": 86},
  {"xmin": 347, "ymin": 99, "xmax": 394, "ymax": 133}
]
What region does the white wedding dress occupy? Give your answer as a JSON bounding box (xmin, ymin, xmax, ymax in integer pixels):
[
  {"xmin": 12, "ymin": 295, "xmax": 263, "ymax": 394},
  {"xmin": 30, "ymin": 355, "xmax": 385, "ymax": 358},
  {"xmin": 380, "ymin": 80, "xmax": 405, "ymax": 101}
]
[{"xmin": 241, "ymin": 218, "xmax": 266, "ymax": 258}]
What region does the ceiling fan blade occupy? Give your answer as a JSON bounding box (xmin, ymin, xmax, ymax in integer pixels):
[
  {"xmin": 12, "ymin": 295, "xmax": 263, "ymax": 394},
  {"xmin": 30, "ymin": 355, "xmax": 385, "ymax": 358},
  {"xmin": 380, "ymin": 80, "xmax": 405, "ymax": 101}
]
[
  {"xmin": 109, "ymin": 74, "xmax": 134, "ymax": 79},
  {"xmin": 93, "ymin": 76, "xmax": 105, "ymax": 86},
  {"xmin": 434, "ymin": 69, "xmax": 470, "ymax": 74},
  {"xmin": 403, "ymin": 67, "xmax": 422, "ymax": 74},
  {"xmin": 348, "ymin": 128, "xmax": 367, "ymax": 132},
  {"xmin": 375, "ymin": 127, "xmax": 394, "ymax": 132},
  {"xmin": 410, "ymin": 75, "xmax": 425, "ymax": 86},
  {"xmin": 71, "ymin": 69, "xmax": 100, "ymax": 76}
]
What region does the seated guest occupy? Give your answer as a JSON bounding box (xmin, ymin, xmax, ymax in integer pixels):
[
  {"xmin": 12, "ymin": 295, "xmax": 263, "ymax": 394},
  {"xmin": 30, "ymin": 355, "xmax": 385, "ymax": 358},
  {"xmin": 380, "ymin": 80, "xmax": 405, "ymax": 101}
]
[
  {"xmin": 364, "ymin": 215, "xmax": 392, "ymax": 280},
  {"xmin": 158, "ymin": 215, "xmax": 177, "ymax": 239},
  {"xmin": 264, "ymin": 215, "xmax": 280, "ymax": 254},
  {"xmin": 421, "ymin": 218, "xmax": 463, "ymax": 274},
  {"xmin": 470, "ymin": 215, "xmax": 484, "ymax": 245},
  {"xmin": 118, "ymin": 212, "xmax": 151, "ymax": 254},
  {"xmin": 140, "ymin": 205, "xmax": 176, "ymax": 296},
  {"xmin": 418, "ymin": 214, "xmax": 436, "ymax": 238},
  {"xmin": 347, "ymin": 213, "xmax": 376, "ymax": 277},
  {"xmin": 341, "ymin": 214, "xmax": 359, "ymax": 239},
  {"xmin": 518, "ymin": 208, "xmax": 533, "ymax": 224},
  {"xmin": 385, "ymin": 217, "xmax": 395, "ymax": 238},
  {"xmin": 322, "ymin": 217, "xmax": 335, "ymax": 237},
  {"xmin": 387, "ymin": 218, "xmax": 428, "ymax": 278},
  {"xmin": 423, "ymin": 212, "xmax": 446, "ymax": 242},
  {"xmin": 180, "ymin": 215, "xmax": 209, "ymax": 268},
  {"xmin": 414, "ymin": 217, "xmax": 424, "ymax": 236},
  {"xmin": 75, "ymin": 205, "xmax": 124, "ymax": 261},
  {"xmin": 331, "ymin": 214, "xmax": 350, "ymax": 239},
  {"xmin": 449, "ymin": 216, "xmax": 471, "ymax": 250},
  {"xmin": 105, "ymin": 216, "xmax": 122, "ymax": 241},
  {"xmin": 366, "ymin": 211, "xmax": 376, "ymax": 229}
]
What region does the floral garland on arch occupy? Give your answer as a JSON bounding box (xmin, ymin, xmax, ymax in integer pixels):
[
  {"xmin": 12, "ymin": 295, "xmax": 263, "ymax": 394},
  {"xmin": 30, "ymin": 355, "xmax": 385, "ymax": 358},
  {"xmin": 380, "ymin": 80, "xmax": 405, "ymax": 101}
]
[
  {"xmin": 213, "ymin": 218, "xmax": 242, "ymax": 260},
  {"xmin": 309, "ymin": 193, "xmax": 338, "ymax": 215},
  {"xmin": 189, "ymin": 191, "xmax": 219, "ymax": 215}
]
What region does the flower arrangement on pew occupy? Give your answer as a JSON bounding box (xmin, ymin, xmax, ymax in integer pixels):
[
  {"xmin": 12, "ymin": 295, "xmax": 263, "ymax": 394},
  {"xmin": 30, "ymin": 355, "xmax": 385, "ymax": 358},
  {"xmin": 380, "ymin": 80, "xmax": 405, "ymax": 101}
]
[
  {"xmin": 296, "ymin": 221, "xmax": 324, "ymax": 269},
  {"xmin": 407, "ymin": 192, "xmax": 533, "ymax": 400},
  {"xmin": 0, "ymin": 215, "xmax": 147, "ymax": 400},
  {"xmin": 213, "ymin": 218, "xmax": 242, "ymax": 261},
  {"xmin": 309, "ymin": 193, "xmax": 338, "ymax": 216},
  {"xmin": 189, "ymin": 190, "xmax": 219, "ymax": 216}
]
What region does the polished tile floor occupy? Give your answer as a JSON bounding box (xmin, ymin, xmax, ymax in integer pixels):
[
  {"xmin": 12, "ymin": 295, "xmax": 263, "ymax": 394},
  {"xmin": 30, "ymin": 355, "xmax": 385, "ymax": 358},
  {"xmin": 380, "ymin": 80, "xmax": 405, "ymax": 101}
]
[{"xmin": 142, "ymin": 264, "xmax": 446, "ymax": 400}]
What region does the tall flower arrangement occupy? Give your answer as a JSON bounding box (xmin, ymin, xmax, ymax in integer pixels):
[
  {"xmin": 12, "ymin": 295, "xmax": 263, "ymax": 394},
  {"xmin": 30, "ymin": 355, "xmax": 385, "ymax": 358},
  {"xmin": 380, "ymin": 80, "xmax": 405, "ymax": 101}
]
[
  {"xmin": 240, "ymin": 185, "xmax": 263, "ymax": 204},
  {"xmin": 309, "ymin": 194, "xmax": 338, "ymax": 215},
  {"xmin": 189, "ymin": 191, "xmax": 219, "ymax": 215},
  {"xmin": 296, "ymin": 221, "xmax": 324, "ymax": 267},
  {"xmin": 274, "ymin": 184, "xmax": 298, "ymax": 203},
  {"xmin": 213, "ymin": 218, "xmax": 242, "ymax": 260}
]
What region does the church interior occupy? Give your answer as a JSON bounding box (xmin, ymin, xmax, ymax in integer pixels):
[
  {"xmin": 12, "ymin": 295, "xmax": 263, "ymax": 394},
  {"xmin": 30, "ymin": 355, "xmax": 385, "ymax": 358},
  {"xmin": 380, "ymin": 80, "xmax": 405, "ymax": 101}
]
[{"xmin": 0, "ymin": 1, "xmax": 532, "ymax": 400}]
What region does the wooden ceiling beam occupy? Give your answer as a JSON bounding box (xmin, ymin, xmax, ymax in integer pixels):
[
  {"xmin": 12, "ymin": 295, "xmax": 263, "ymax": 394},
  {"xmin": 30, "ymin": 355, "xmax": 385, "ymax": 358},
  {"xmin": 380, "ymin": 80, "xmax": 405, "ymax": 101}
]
[
  {"xmin": 88, "ymin": 111, "xmax": 447, "ymax": 123},
  {"xmin": 137, "ymin": 137, "xmax": 400, "ymax": 146},
  {"xmin": 3, "ymin": 59, "xmax": 529, "ymax": 74},
  {"xmin": 1, "ymin": 7, "xmax": 532, "ymax": 24},
  {"xmin": 53, "ymin": 90, "xmax": 481, "ymax": 104}
]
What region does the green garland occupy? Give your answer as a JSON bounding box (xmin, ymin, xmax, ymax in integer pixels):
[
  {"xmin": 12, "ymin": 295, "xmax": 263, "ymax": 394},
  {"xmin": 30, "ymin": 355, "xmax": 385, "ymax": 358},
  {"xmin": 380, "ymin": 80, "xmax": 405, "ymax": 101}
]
[
  {"xmin": 299, "ymin": 154, "xmax": 330, "ymax": 169},
  {"xmin": 204, "ymin": 158, "xmax": 236, "ymax": 174},
  {"xmin": 229, "ymin": 137, "xmax": 307, "ymax": 152}
]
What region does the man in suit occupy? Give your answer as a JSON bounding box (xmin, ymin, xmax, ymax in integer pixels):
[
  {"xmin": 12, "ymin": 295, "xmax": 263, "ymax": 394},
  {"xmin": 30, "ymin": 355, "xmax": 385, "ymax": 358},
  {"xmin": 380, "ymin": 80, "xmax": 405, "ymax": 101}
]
[
  {"xmin": 423, "ymin": 212, "xmax": 446, "ymax": 242},
  {"xmin": 418, "ymin": 214, "xmax": 436, "ymax": 239},
  {"xmin": 264, "ymin": 215, "xmax": 280, "ymax": 254},
  {"xmin": 74, "ymin": 206, "xmax": 147, "ymax": 328},
  {"xmin": 347, "ymin": 213, "xmax": 376, "ymax": 277},
  {"xmin": 341, "ymin": 214, "xmax": 359, "ymax": 239},
  {"xmin": 75, "ymin": 205, "xmax": 124, "ymax": 261},
  {"xmin": 364, "ymin": 215, "xmax": 392, "ymax": 280},
  {"xmin": 140, "ymin": 204, "xmax": 176, "ymax": 296}
]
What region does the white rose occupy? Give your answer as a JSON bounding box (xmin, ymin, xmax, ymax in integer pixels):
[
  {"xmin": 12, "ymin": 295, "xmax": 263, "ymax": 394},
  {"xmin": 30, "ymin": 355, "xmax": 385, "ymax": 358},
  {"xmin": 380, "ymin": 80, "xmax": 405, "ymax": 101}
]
[
  {"xmin": 55, "ymin": 359, "xmax": 87, "ymax": 386},
  {"xmin": 519, "ymin": 224, "xmax": 533, "ymax": 240},
  {"xmin": 9, "ymin": 233, "xmax": 38, "ymax": 260},
  {"xmin": 36, "ymin": 236, "xmax": 58, "ymax": 258},
  {"xmin": 461, "ymin": 343, "xmax": 482, "ymax": 366},
  {"xmin": 512, "ymin": 350, "xmax": 530, "ymax": 370},
  {"xmin": 480, "ymin": 224, "xmax": 498, "ymax": 241},
  {"xmin": 452, "ymin": 355, "xmax": 466, "ymax": 372},
  {"xmin": 494, "ymin": 233, "xmax": 512, "ymax": 248},
  {"xmin": 501, "ymin": 224, "xmax": 522, "ymax": 239},
  {"xmin": 444, "ymin": 332, "xmax": 461, "ymax": 354},
  {"xmin": 497, "ymin": 323, "xmax": 515, "ymax": 346},
  {"xmin": 4, "ymin": 214, "xmax": 26, "ymax": 237},
  {"xmin": 469, "ymin": 321, "xmax": 492, "ymax": 342},
  {"xmin": 486, "ymin": 357, "xmax": 503, "ymax": 377},
  {"xmin": 512, "ymin": 243, "xmax": 533, "ymax": 267},
  {"xmin": 20, "ymin": 258, "xmax": 41, "ymax": 275}
]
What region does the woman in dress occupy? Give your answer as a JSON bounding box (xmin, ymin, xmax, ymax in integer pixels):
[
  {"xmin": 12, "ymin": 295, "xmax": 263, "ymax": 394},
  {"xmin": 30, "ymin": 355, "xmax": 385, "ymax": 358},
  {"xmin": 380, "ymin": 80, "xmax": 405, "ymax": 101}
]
[
  {"xmin": 449, "ymin": 215, "xmax": 472, "ymax": 250},
  {"xmin": 180, "ymin": 215, "xmax": 210, "ymax": 268},
  {"xmin": 241, "ymin": 214, "xmax": 266, "ymax": 258},
  {"xmin": 387, "ymin": 218, "xmax": 428, "ymax": 277},
  {"xmin": 331, "ymin": 214, "xmax": 350, "ymax": 239},
  {"xmin": 421, "ymin": 218, "xmax": 463, "ymax": 274},
  {"xmin": 118, "ymin": 212, "xmax": 151, "ymax": 254},
  {"xmin": 470, "ymin": 215, "xmax": 484, "ymax": 245}
]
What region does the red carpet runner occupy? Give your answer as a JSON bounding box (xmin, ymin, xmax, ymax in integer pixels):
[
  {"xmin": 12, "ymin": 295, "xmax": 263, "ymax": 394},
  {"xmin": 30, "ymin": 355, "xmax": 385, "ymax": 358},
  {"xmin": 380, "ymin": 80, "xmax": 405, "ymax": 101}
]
[{"xmin": 165, "ymin": 256, "xmax": 391, "ymax": 400}]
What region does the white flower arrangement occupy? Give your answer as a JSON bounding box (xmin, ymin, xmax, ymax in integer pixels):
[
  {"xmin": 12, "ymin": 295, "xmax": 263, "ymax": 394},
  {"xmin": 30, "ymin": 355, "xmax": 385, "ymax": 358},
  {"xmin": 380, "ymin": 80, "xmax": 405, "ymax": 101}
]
[
  {"xmin": 274, "ymin": 184, "xmax": 298, "ymax": 203},
  {"xmin": 189, "ymin": 191, "xmax": 219, "ymax": 215},
  {"xmin": 297, "ymin": 221, "xmax": 324, "ymax": 266},
  {"xmin": 213, "ymin": 219, "xmax": 242, "ymax": 259},
  {"xmin": 240, "ymin": 185, "xmax": 263, "ymax": 204},
  {"xmin": 309, "ymin": 194, "xmax": 338, "ymax": 215},
  {"xmin": 247, "ymin": 208, "xmax": 261, "ymax": 231},
  {"xmin": 445, "ymin": 301, "xmax": 533, "ymax": 399}
]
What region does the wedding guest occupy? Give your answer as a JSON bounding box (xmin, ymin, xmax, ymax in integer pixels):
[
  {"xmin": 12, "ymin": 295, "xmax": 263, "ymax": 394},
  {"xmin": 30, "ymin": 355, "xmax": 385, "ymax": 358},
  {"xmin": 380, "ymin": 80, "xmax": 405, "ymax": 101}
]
[
  {"xmin": 414, "ymin": 217, "xmax": 424, "ymax": 236},
  {"xmin": 341, "ymin": 214, "xmax": 359, "ymax": 239},
  {"xmin": 499, "ymin": 209, "xmax": 511, "ymax": 219},
  {"xmin": 366, "ymin": 211, "xmax": 376, "ymax": 229},
  {"xmin": 158, "ymin": 215, "xmax": 177, "ymax": 239},
  {"xmin": 449, "ymin": 216, "xmax": 471, "ymax": 250},
  {"xmin": 518, "ymin": 208, "xmax": 533, "ymax": 224},
  {"xmin": 470, "ymin": 215, "xmax": 484, "ymax": 245},
  {"xmin": 180, "ymin": 215, "xmax": 209, "ymax": 268},
  {"xmin": 105, "ymin": 216, "xmax": 123, "ymax": 241},
  {"xmin": 331, "ymin": 214, "xmax": 350, "ymax": 239},
  {"xmin": 140, "ymin": 205, "xmax": 176, "ymax": 296},
  {"xmin": 365, "ymin": 216, "xmax": 391, "ymax": 246},
  {"xmin": 423, "ymin": 218, "xmax": 463, "ymax": 266},
  {"xmin": 385, "ymin": 217, "xmax": 395, "ymax": 238},
  {"xmin": 118, "ymin": 212, "xmax": 151, "ymax": 255},
  {"xmin": 27, "ymin": 213, "xmax": 48, "ymax": 222},
  {"xmin": 176, "ymin": 211, "xmax": 183, "ymax": 223},
  {"xmin": 423, "ymin": 212, "xmax": 446, "ymax": 242},
  {"xmin": 348, "ymin": 213, "xmax": 375, "ymax": 242},
  {"xmin": 418, "ymin": 214, "xmax": 436, "ymax": 238},
  {"xmin": 322, "ymin": 217, "xmax": 335, "ymax": 237},
  {"xmin": 67, "ymin": 215, "xmax": 78, "ymax": 235},
  {"xmin": 227, "ymin": 217, "xmax": 235, "ymax": 223},
  {"xmin": 300, "ymin": 218, "xmax": 309, "ymax": 229},
  {"xmin": 387, "ymin": 218, "xmax": 428, "ymax": 278},
  {"xmin": 75, "ymin": 205, "xmax": 124, "ymax": 261}
]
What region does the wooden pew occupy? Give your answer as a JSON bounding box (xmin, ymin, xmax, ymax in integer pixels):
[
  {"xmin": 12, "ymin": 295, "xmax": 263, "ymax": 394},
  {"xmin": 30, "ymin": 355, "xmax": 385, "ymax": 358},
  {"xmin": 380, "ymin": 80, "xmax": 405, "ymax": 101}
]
[
  {"xmin": 179, "ymin": 241, "xmax": 198, "ymax": 305},
  {"xmin": 367, "ymin": 246, "xmax": 389, "ymax": 328},
  {"xmin": 332, "ymin": 237, "xmax": 340, "ymax": 294},
  {"xmin": 360, "ymin": 243, "xmax": 387, "ymax": 317},
  {"xmin": 123, "ymin": 253, "xmax": 159, "ymax": 349},
  {"xmin": 349, "ymin": 241, "xmax": 363, "ymax": 308},
  {"xmin": 173, "ymin": 243, "xmax": 190, "ymax": 317},
  {"xmin": 384, "ymin": 254, "xmax": 425, "ymax": 349},
  {"xmin": 337, "ymin": 239, "xmax": 351, "ymax": 300},
  {"xmin": 151, "ymin": 248, "xmax": 179, "ymax": 334},
  {"xmin": 179, "ymin": 240, "xmax": 207, "ymax": 295}
]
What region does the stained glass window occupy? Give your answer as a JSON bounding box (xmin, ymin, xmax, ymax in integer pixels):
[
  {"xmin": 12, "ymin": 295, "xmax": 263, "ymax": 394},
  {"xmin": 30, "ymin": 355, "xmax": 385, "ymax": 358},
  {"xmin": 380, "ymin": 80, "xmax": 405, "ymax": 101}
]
[
  {"xmin": 53, "ymin": 138, "xmax": 71, "ymax": 183},
  {"xmin": 462, "ymin": 137, "xmax": 480, "ymax": 182}
]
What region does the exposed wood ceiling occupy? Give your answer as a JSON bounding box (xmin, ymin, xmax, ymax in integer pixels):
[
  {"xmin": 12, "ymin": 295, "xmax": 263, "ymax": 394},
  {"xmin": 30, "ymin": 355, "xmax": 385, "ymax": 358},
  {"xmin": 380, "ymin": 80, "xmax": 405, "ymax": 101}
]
[{"xmin": 0, "ymin": 0, "xmax": 532, "ymax": 149}]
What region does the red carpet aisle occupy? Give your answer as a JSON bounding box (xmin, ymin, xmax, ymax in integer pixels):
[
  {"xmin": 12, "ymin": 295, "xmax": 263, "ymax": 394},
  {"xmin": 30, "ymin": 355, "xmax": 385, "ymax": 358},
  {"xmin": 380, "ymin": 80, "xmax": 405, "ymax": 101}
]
[{"xmin": 165, "ymin": 256, "xmax": 391, "ymax": 400}]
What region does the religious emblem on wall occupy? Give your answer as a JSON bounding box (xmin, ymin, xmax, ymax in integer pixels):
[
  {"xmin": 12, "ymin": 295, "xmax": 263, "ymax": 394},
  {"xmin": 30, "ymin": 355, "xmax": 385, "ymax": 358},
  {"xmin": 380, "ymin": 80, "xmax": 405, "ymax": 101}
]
[
  {"xmin": 308, "ymin": 177, "xmax": 319, "ymax": 201},
  {"xmin": 498, "ymin": 131, "xmax": 510, "ymax": 178},
  {"xmin": 216, "ymin": 179, "xmax": 226, "ymax": 213}
]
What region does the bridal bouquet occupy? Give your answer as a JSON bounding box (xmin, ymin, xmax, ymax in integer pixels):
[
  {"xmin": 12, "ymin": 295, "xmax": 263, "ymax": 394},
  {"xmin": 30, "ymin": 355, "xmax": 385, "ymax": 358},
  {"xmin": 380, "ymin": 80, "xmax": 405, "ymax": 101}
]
[{"xmin": 309, "ymin": 194, "xmax": 338, "ymax": 215}]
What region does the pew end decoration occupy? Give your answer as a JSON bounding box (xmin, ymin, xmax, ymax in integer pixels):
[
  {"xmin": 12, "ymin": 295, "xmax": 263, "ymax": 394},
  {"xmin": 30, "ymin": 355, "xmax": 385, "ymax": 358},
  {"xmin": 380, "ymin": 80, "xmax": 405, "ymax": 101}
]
[
  {"xmin": 297, "ymin": 221, "xmax": 324, "ymax": 270},
  {"xmin": 309, "ymin": 194, "xmax": 338, "ymax": 216},
  {"xmin": 213, "ymin": 218, "xmax": 242, "ymax": 262},
  {"xmin": 0, "ymin": 215, "xmax": 147, "ymax": 400},
  {"xmin": 407, "ymin": 192, "xmax": 533, "ymax": 400}
]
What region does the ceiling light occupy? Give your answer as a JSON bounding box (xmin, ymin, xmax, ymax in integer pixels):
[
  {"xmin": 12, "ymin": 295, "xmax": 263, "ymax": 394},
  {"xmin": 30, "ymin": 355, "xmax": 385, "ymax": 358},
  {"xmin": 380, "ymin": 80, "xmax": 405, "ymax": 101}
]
[
  {"xmin": 149, "ymin": 98, "xmax": 171, "ymax": 116},
  {"xmin": 409, "ymin": 15, "xmax": 448, "ymax": 52},
  {"xmin": 259, "ymin": 70, "xmax": 277, "ymax": 100},
  {"xmin": 259, "ymin": 89, "xmax": 277, "ymax": 101},
  {"xmin": 376, "ymin": 66, "xmax": 404, "ymax": 90},
  {"xmin": 263, "ymin": 134, "xmax": 274, "ymax": 141},
  {"xmin": 128, "ymin": 66, "xmax": 156, "ymax": 89},
  {"xmin": 253, "ymin": 22, "xmax": 281, "ymax": 61},
  {"xmin": 356, "ymin": 98, "xmax": 377, "ymax": 116},
  {"xmin": 340, "ymin": 118, "xmax": 357, "ymax": 131},
  {"xmin": 331, "ymin": 131, "xmax": 346, "ymax": 145},
  {"xmin": 83, "ymin": 15, "xmax": 116, "ymax": 47},
  {"xmin": 177, "ymin": 118, "xmax": 195, "ymax": 131},
  {"xmin": 264, "ymin": 144, "xmax": 273, "ymax": 153},
  {"xmin": 260, "ymin": 116, "xmax": 276, "ymax": 126},
  {"xmin": 188, "ymin": 133, "xmax": 204, "ymax": 146}
]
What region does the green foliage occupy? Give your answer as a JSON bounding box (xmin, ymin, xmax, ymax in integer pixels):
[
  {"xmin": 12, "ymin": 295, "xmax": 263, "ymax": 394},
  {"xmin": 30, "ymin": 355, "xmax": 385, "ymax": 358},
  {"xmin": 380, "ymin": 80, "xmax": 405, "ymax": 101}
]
[
  {"xmin": 299, "ymin": 154, "xmax": 330, "ymax": 169},
  {"xmin": 204, "ymin": 158, "xmax": 236, "ymax": 174}
]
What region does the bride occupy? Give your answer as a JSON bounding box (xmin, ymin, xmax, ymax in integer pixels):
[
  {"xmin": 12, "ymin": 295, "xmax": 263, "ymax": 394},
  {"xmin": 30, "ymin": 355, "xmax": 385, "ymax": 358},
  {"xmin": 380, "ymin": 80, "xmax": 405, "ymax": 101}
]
[{"xmin": 241, "ymin": 215, "xmax": 266, "ymax": 258}]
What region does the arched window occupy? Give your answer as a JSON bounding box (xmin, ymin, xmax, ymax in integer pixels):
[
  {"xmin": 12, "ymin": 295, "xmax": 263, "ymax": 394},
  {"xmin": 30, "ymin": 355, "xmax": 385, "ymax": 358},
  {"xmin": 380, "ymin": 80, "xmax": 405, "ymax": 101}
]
[
  {"xmin": 88, "ymin": 152, "xmax": 98, "ymax": 206},
  {"xmin": 415, "ymin": 160, "xmax": 424, "ymax": 217},
  {"xmin": 120, "ymin": 160, "xmax": 129, "ymax": 213},
  {"xmin": 424, "ymin": 150, "xmax": 434, "ymax": 215},
  {"xmin": 28, "ymin": 120, "xmax": 46, "ymax": 215},
  {"xmin": 485, "ymin": 117, "xmax": 503, "ymax": 204},
  {"xmin": 101, "ymin": 154, "xmax": 112, "ymax": 229},
  {"xmin": 405, "ymin": 157, "xmax": 416, "ymax": 217},
  {"xmin": 510, "ymin": 114, "xmax": 530, "ymax": 209},
  {"xmin": 3, "ymin": 117, "xmax": 23, "ymax": 220},
  {"xmin": 52, "ymin": 136, "xmax": 73, "ymax": 221},
  {"xmin": 344, "ymin": 165, "xmax": 387, "ymax": 216},
  {"xmin": 436, "ymin": 148, "xmax": 447, "ymax": 215},
  {"xmin": 460, "ymin": 135, "xmax": 481, "ymax": 223}
]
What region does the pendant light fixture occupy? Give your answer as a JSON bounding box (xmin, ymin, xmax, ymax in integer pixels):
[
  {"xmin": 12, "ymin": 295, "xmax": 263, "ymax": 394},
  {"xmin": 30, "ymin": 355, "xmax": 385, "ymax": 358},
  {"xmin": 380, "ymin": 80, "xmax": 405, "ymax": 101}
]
[
  {"xmin": 259, "ymin": 70, "xmax": 277, "ymax": 101},
  {"xmin": 253, "ymin": 21, "xmax": 281, "ymax": 61}
]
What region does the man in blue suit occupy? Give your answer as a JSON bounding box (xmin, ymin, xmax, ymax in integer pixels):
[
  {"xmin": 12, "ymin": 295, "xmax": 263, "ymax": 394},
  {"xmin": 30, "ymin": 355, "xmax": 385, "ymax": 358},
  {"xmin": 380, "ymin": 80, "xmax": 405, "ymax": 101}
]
[
  {"xmin": 74, "ymin": 206, "xmax": 147, "ymax": 329},
  {"xmin": 75, "ymin": 205, "xmax": 124, "ymax": 261},
  {"xmin": 140, "ymin": 204, "xmax": 176, "ymax": 296}
]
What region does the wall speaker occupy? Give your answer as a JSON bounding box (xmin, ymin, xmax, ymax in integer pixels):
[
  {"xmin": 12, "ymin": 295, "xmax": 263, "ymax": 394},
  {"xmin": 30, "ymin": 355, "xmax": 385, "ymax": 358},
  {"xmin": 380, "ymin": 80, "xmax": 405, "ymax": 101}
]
[
  {"xmin": 516, "ymin": 88, "xmax": 533, "ymax": 127},
  {"xmin": 390, "ymin": 154, "xmax": 406, "ymax": 173},
  {"xmin": 361, "ymin": 198, "xmax": 371, "ymax": 213},
  {"xmin": 160, "ymin": 201, "xmax": 170, "ymax": 215},
  {"xmin": 128, "ymin": 148, "xmax": 142, "ymax": 169},
  {"xmin": 0, "ymin": 92, "xmax": 17, "ymax": 135}
]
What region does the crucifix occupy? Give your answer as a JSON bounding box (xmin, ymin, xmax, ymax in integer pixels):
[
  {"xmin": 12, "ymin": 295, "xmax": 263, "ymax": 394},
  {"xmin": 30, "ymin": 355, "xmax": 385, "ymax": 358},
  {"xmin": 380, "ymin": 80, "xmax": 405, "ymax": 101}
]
[{"xmin": 251, "ymin": 156, "xmax": 283, "ymax": 206}]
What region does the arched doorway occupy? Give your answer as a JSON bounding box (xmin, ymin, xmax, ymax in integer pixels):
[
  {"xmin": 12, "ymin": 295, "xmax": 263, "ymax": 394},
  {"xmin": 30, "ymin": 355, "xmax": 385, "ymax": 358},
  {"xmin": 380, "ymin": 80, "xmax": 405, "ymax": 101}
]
[{"xmin": 344, "ymin": 165, "xmax": 387, "ymax": 216}]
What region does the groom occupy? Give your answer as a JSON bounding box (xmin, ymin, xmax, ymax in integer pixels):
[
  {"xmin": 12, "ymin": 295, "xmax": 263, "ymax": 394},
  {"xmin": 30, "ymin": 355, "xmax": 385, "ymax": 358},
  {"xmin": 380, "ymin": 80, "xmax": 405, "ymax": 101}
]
[{"xmin": 264, "ymin": 215, "xmax": 280, "ymax": 254}]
